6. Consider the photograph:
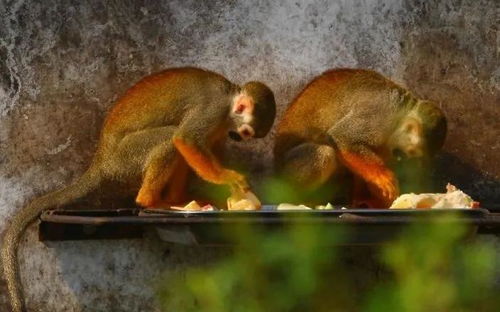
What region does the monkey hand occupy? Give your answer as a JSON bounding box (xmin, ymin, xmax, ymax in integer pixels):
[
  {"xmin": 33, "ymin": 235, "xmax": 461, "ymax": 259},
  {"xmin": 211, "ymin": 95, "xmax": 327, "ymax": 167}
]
[
  {"xmin": 222, "ymin": 169, "xmax": 250, "ymax": 193},
  {"xmin": 227, "ymin": 190, "xmax": 261, "ymax": 210},
  {"xmin": 369, "ymin": 173, "xmax": 399, "ymax": 207}
]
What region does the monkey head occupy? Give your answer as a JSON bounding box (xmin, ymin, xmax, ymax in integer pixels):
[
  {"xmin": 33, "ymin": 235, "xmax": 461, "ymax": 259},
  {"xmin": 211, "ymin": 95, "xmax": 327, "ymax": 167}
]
[
  {"xmin": 228, "ymin": 81, "xmax": 276, "ymax": 142},
  {"xmin": 388, "ymin": 100, "xmax": 447, "ymax": 161},
  {"xmin": 416, "ymin": 100, "xmax": 447, "ymax": 155}
]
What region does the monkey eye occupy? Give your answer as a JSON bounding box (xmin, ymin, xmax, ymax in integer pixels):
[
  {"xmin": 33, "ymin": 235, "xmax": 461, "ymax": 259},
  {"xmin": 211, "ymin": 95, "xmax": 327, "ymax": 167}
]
[{"xmin": 235, "ymin": 104, "xmax": 245, "ymax": 114}]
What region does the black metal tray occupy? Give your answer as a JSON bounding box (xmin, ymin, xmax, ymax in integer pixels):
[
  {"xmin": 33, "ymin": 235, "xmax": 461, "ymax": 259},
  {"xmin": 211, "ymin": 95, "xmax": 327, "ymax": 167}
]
[
  {"xmin": 38, "ymin": 206, "xmax": 499, "ymax": 244},
  {"xmin": 142, "ymin": 205, "xmax": 488, "ymax": 218}
]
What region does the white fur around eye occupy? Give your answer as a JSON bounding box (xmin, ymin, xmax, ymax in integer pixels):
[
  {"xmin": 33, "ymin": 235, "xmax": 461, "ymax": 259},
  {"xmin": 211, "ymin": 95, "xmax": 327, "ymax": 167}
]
[
  {"xmin": 410, "ymin": 134, "xmax": 421, "ymax": 145},
  {"xmin": 242, "ymin": 112, "xmax": 253, "ymax": 123}
]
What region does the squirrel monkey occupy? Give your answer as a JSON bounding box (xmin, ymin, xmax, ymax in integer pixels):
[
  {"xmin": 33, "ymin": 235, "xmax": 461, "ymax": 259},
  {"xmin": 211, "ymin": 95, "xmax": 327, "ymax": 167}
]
[
  {"xmin": 2, "ymin": 67, "xmax": 276, "ymax": 312},
  {"xmin": 274, "ymin": 68, "xmax": 446, "ymax": 207}
]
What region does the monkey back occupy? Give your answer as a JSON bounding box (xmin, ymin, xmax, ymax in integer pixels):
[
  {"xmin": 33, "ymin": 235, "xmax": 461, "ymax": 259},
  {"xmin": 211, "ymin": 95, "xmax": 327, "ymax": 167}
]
[{"xmin": 275, "ymin": 69, "xmax": 416, "ymax": 159}]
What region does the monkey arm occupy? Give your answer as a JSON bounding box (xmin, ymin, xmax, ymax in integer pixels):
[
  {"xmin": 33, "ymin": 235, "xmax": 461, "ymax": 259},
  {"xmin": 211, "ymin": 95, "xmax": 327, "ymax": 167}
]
[
  {"xmin": 327, "ymin": 112, "xmax": 399, "ymax": 207},
  {"xmin": 173, "ymin": 137, "xmax": 228, "ymax": 183},
  {"xmin": 337, "ymin": 145, "xmax": 399, "ymax": 207},
  {"xmin": 173, "ymin": 107, "xmax": 249, "ymax": 190}
]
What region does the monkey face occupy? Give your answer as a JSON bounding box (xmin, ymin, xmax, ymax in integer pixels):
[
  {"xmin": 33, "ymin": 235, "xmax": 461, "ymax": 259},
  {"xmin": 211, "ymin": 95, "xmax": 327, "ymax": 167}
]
[
  {"xmin": 229, "ymin": 93, "xmax": 256, "ymax": 142},
  {"xmin": 241, "ymin": 81, "xmax": 276, "ymax": 138},
  {"xmin": 390, "ymin": 117, "xmax": 425, "ymax": 161},
  {"xmin": 416, "ymin": 100, "xmax": 447, "ymax": 155},
  {"xmin": 228, "ymin": 124, "xmax": 256, "ymax": 142}
]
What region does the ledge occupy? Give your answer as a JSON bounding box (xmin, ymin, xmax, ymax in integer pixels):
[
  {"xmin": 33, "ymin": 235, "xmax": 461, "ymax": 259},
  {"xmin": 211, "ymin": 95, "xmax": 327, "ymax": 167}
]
[{"xmin": 38, "ymin": 207, "xmax": 500, "ymax": 245}]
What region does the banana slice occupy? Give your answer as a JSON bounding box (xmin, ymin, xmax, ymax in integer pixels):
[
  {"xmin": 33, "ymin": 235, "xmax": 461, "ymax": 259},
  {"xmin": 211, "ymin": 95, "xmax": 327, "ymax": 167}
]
[
  {"xmin": 227, "ymin": 190, "xmax": 261, "ymax": 210},
  {"xmin": 171, "ymin": 200, "xmax": 202, "ymax": 211}
]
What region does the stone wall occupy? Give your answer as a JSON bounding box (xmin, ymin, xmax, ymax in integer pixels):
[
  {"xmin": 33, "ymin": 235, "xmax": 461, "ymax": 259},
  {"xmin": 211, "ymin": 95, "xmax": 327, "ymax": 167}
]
[{"xmin": 0, "ymin": 0, "xmax": 498, "ymax": 311}]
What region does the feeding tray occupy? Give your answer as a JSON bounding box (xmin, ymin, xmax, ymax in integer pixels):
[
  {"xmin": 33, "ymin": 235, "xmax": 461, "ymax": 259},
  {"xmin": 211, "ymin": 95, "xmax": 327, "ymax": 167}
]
[{"xmin": 39, "ymin": 206, "xmax": 500, "ymax": 245}]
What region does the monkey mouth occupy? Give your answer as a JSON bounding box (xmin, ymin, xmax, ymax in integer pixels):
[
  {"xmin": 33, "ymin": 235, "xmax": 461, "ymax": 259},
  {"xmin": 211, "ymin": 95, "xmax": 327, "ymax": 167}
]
[
  {"xmin": 392, "ymin": 149, "xmax": 406, "ymax": 161},
  {"xmin": 228, "ymin": 131, "xmax": 243, "ymax": 142}
]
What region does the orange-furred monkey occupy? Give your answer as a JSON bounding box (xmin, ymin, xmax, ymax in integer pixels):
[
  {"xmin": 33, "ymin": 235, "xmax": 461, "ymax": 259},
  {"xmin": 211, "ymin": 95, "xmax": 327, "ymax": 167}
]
[
  {"xmin": 274, "ymin": 68, "xmax": 446, "ymax": 208},
  {"xmin": 2, "ymin": 67, "xmax": 276, "ymax": 312}
]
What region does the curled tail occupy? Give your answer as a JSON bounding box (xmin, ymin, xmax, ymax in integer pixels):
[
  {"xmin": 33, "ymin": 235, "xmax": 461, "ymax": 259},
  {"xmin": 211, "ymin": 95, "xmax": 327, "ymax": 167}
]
[{"xmin": 2, "ymin": 167, "xmax": 101, "ymax": 312}]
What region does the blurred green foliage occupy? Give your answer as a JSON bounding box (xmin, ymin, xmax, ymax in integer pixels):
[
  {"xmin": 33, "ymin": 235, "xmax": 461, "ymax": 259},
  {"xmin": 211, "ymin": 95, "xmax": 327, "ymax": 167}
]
[
  {"xmin": 156, "ymin": 216, "xmax": 499, "ymax": 312},
  {"xmin": 258, "ymin": 176, "xmax": 352, "ymax": 205},
  {"xmin": 365, "ymin": 217, "xmax": 498, "ymax": 312}
]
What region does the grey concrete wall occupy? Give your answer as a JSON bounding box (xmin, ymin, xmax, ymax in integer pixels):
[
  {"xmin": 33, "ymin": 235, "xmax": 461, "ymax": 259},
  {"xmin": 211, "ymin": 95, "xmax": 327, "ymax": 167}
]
[{"xmin": 0, "ymin": 0, "xmax": 498, "ymax": 311}]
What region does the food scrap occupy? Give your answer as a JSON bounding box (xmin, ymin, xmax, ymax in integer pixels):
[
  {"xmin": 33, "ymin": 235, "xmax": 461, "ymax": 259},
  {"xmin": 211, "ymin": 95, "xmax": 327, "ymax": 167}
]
[
  {"xmin": 315, "ymin": 203, "xmax": 335, "ymax": 210},
  {"xmin": 277, "ymin": 203, "xmax": 338, "ymax": 210},
  {"xmin": 170, "ymin": 200, "xmax": 215, "ymax": 211},
  {"xmin": 389, "ymin": 183, "xmax": 479, "ymax": 209},
  {"xmin": 169, "ymin": 191, "xmax": 261, "ymax": 211},
  {"xmin": 276, "ymin": 203, "xmax": 312, "ymax": 210},
  {"xmin": 227, "ymin": 190, "xmax": 261, "ymax": 210}
]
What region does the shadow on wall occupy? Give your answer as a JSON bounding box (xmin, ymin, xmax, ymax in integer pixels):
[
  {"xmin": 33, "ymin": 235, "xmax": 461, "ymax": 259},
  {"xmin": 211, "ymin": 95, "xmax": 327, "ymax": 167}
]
[
  {"xmin": 398, "ymin": 4, "xmax": 499, "ymax": 210},
  {"xmin": 433, "ymin": 153, "xmax": 500, "ymax": 211}
]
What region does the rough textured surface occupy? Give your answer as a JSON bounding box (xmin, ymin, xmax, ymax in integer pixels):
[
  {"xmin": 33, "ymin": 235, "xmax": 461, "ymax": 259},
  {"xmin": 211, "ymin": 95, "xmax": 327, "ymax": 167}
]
[{"xmin": 0, "ymin": 0, "xmax": 498, "ymax": 311}]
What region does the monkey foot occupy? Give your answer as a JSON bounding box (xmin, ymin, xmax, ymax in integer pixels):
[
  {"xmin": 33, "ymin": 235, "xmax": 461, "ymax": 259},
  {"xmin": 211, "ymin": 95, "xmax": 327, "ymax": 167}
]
[
  {"xmin": 136, "ymin": 190, "xmax": 161, "ymax": 208},
  {"xmin": 352, "ymin": 198, "xmax": 388, "ymax": 209},
  {"xmin": 141, "ymin": 199, "xmax": 183, "ymax": 210}
]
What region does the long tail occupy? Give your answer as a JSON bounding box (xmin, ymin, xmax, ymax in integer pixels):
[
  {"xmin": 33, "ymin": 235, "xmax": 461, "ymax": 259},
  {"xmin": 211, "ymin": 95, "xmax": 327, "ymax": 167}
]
[{"xmin": 1, "ymin": 167, "xmax": 101, "ymax": 312}]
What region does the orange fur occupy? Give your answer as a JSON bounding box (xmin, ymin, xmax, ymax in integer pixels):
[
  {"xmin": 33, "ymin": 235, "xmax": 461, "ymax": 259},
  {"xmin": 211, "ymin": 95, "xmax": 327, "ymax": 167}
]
[
  {"xmin": 164, "ymin": 159, "xmax": 190, "ymax": 204},
  {"xmin": 136, "ymin": 154, "xmax": 182, "ymax": 207},
  {"xmin": 3, "ymin": 67, "xmax": 277, "ymax": 312},
  {"xmin": 275, "ymin": 68, "xmax": 445, "ymax": 208},
  {"xmin": 173, "ymin": 138, "xmax": 225, "ymax": 184},
  {"xmin": 104, "ymin": 70, "xmax": 177, "ymax": 129},
  {"xmin": 339, "ymin": 150, "xmax": 398, "ymax": 206}
]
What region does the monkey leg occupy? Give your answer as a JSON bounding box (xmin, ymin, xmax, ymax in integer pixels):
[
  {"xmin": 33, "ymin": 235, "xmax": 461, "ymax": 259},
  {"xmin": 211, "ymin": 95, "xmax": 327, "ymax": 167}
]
[
  {"xmin": 136, "ymin": 142, "xmax": 180, "ymax": 208},
  {"xmin": 162, "ymin": 158, "xmax": 190, "ymax": 205},
  {"xmin": 281, "ymin": 143, "xmax": 337, "ymax": 189},
  {"xmin": 351, "ymin": 176, "xmax": 386, "ymax": 208},
  {"xmin": 111, "ymin": 126, "xmax": 180, "ymax": 208},
  {"xmin": 328, "ymin": 115, "xmax": 399, "ymax": 207},
  {"xmin": 337, "ymin": 147, "xmax": 399, "ymax": 207},
  {"xmin": 112, "ymin": 126, "xmax": 176, "ymax": 176}
]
